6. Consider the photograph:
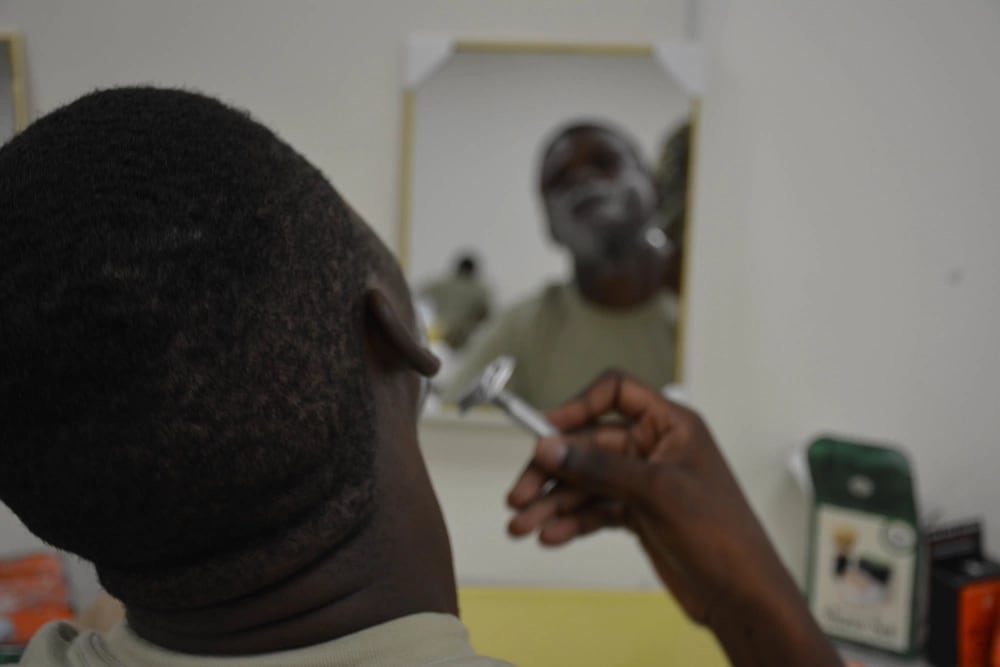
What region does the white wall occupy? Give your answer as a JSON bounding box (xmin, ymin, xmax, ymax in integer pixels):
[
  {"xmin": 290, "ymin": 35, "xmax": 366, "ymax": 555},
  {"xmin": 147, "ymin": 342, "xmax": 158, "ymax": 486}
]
[{"xmin": 687, "ymin": 0, "xmax": 1000, "ymax": 579}]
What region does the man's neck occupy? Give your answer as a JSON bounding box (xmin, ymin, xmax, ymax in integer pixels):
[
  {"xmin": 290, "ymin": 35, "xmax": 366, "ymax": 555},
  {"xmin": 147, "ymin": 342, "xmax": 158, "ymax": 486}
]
[
  {"xmin": 573, "ymin": 248, "xmax": 667, "ymax": 310},
  {"xmin": 125, "ymin": 528, "xmax": 455, "ymax": 655},
  {"xmin": 124, "ymin": 437, "xmax": 458, "ymax": 656}
]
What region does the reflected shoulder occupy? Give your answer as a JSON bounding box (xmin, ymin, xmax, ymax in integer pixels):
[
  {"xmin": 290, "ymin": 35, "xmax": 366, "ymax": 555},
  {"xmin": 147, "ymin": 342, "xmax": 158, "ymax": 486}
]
[{"xmin": 517, "ymin": 282, "xmax": 572, "ymax": 319}]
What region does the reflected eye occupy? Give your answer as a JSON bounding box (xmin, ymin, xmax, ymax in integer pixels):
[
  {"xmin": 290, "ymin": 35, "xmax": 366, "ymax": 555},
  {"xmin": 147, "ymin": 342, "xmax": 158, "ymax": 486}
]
[
  {"xmin": 593, "ymin": 152, "xmax": 618, "ymax": 172},
  {"xmin": 546, "ymin": 168, "xmax": 570, "ymax": 191}
]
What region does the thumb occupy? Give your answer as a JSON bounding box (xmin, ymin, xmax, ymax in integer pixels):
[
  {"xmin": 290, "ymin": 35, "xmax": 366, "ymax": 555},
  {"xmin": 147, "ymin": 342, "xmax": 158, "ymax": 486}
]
[{"xmin": 535, "ymin": 440, "xmax": 650, "ymax": 503}]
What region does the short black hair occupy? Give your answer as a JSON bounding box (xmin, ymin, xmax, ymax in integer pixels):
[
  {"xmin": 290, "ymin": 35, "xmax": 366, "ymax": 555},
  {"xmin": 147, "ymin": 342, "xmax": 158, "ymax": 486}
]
[
  {"xmin": 0, "ymin": 88, "xmax": 376, "ymax": 610},
  {"xmin": 538, "ymin": 121, "xmax": 646, "ymax": 188}
]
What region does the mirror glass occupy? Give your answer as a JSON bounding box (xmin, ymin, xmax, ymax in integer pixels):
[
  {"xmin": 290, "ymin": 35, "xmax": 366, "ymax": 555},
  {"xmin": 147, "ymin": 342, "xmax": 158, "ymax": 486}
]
[
  {"xmin": 0, "ymin": 40, "xmax": 15, "ymax": 141},
  {"xmin": 405, "ymin": 46, "xmax": 695, "ymax": 410}
]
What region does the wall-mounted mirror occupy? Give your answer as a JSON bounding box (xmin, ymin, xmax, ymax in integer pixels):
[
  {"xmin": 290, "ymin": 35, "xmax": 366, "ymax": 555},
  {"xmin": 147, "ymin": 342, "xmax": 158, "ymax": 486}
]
[
  {"xmin": 398, "ymin": 36, "xmax": 703, "ymax": 411},
  {"xmin": 0, "ymin": 33, "xmax": 28, "ymax": 142}
]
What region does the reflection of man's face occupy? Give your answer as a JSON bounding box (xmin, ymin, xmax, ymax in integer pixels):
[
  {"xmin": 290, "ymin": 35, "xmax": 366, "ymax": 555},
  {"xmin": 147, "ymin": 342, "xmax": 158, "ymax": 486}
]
[{"xmin": 541, "ymin": 129, "xmax": 658, "ymax": 263}]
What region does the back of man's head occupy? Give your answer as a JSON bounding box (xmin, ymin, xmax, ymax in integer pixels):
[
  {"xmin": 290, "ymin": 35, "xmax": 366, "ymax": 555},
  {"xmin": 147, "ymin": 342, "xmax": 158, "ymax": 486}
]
[{"xmin": 0, "ymin": 88, "xmax": 377, "ymax": 611}]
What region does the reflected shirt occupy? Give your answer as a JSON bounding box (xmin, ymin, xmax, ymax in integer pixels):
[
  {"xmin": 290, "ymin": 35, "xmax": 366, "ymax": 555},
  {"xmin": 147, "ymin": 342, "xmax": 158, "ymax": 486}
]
[{"xmin": 445, "ymin": 282, "xmax": 677, "ymax": 410}]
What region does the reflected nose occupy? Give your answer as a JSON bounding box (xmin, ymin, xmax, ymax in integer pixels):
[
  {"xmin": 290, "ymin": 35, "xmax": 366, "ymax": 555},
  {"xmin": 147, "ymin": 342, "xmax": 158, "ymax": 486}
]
[{"xmin": 573, "ymin": 167, "xmax": 608, "ymax": 186}]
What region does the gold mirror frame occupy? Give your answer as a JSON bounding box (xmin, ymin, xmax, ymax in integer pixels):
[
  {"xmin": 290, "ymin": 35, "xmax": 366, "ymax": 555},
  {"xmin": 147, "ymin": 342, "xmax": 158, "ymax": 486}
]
[
  {"xmin": 0, "ymin": 32, "xmax": 29, "ymax": 134},
  {"xmin": 397, "ymin": 38, "xmax": 702, "ymax": 384}
]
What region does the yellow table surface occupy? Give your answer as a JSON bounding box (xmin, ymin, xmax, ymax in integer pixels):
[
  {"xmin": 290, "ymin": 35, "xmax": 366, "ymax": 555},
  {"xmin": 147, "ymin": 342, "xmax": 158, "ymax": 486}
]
[{"xmin": 458, "ymin": 587, "xmax": 729, "ymax": 667}]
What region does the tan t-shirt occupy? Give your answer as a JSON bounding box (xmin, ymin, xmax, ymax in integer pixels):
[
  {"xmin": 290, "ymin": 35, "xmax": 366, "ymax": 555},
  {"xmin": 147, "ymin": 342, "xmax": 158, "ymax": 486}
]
[
  {"xmin": 446, "ymin": 283, "xmax": 677, "ymax": 410},
  {"xmin": 19, "ymin": 613, "xmax": 512, "ymax": 667}
]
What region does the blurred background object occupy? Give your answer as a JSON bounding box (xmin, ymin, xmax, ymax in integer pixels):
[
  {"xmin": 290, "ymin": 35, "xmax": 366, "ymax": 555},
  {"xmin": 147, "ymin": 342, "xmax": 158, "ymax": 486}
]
[
  {"xmin": 0, "ymin": 553, "xmax": 73, "ymax": 658},
  {"xmin": 418, "ymin": 252, "xmax": 492, "ymax": 351}
]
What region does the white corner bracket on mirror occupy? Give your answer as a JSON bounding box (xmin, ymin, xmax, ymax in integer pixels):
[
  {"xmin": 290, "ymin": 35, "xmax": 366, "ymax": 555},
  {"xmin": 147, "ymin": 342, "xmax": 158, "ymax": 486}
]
[
  {"xmin": 397, "ymin": 34, "xmax": 704, "ymax": 396},
  {"xmin": 0, "ymin": 32, "xmax": 29, "ymax": 143},
  {"xmin": 402, "ymin": 34, "xmax": 705, "ymax": 96}
]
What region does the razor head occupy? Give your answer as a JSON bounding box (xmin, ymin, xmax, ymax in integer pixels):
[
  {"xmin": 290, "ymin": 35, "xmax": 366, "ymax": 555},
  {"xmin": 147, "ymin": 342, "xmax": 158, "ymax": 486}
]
[{"xmin": 456, "ymin": 355, "xmax": 516, "ymax": 412}]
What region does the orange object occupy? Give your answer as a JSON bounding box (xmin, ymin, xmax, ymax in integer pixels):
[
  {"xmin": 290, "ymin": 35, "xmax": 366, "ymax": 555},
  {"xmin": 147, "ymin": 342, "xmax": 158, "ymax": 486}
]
[
  {"xmin": 0, "ymin": 553, "xmax": 73, "ymax": 646},
  {"xmin": 959, "ymin": 579, "xmax": 1000, "ymax": 667},
  {"xmin": 991, "ymin": 604, "xmax": 1000, "ymax": 667}
]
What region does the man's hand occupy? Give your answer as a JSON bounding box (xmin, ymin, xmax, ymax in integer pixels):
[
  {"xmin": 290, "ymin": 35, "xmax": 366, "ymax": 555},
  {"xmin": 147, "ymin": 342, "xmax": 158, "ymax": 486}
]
[{"xmin": 506, "ymin": 371, "xmax": 843, "ymax": 666}]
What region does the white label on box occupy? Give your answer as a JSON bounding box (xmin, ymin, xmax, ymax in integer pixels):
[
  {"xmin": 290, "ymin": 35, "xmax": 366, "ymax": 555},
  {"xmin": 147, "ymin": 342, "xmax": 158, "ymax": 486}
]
[{"xmin": 809, "ymin": 505, "xmax": 916, "ymax": 652}]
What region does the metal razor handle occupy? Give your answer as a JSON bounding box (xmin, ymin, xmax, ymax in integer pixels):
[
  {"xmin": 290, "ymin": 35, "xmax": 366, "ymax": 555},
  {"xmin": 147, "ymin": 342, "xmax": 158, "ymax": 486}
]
[
  {"xmin": 493, "ymin": 391, "xmax": 557, "ymax": 438},
  {"xmin": 456, "ymin": 355, "xmax": 559, "ymax": 438}
]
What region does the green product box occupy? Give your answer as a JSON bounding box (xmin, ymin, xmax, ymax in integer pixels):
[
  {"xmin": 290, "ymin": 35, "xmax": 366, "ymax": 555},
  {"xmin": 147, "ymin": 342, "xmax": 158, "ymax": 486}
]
[
  {"xmin": 0, "ymin": 645, "xmax": 23, "ymax": 664},
  {"xmin": 806, "ymin": 436, "xmax": 922, "ymax": 658}
]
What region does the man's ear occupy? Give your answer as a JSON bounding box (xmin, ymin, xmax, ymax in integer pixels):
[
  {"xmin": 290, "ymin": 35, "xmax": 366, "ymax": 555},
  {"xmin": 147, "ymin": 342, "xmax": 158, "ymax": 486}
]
[
  {"xmin": 364, "ymin": 287, "xmax": 440, "ymax": 376},
  {"xmin": 544, "ymin": 201, "xmax": 566, "ymax": 245}
]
